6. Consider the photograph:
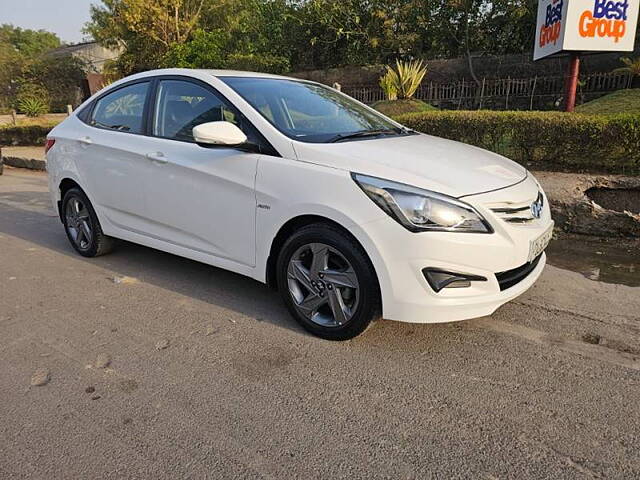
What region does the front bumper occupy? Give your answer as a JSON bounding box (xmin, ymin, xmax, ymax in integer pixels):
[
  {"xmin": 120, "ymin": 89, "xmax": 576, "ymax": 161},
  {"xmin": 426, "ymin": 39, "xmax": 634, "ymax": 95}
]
[{"xmin": 350, "ymin": 176, "xmax": 553, "ymax": 324}]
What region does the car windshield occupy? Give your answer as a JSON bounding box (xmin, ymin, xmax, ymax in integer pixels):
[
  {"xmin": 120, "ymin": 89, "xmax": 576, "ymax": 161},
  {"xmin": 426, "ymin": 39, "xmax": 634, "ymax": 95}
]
[{"xmin": 220, "ymin": 77, "xmax": 407, "ymax": 143}]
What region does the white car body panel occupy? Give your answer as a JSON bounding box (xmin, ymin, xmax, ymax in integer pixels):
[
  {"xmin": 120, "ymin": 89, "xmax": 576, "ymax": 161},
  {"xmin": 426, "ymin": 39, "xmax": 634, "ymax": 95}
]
[
  {"xmin": 47, "ymin": 68, "xmax": 553, "ymax": 325},
  {"xmin": 136, "ymin": 136, "xmax": 258, "ymax": 266},
  {"xmin": 293, "ymin": 133, "xmax": 526, "ymax": 198}
]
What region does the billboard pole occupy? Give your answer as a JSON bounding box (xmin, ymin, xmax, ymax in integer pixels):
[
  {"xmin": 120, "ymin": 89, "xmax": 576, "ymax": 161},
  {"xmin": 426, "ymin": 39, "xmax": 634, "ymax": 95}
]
[{"xmin": 564, "ymin": 52, "xmax": 580, "ymax": 112}]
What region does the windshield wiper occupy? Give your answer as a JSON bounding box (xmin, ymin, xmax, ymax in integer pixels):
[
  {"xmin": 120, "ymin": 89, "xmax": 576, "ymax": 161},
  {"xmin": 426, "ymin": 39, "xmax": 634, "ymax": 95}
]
[{"xmin": 327, "ymin": 128, "xmax": 402, "ymax": 143}]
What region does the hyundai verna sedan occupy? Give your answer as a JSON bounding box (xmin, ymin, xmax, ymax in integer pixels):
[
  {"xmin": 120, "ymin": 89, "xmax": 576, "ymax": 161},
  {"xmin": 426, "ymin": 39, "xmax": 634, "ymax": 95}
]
[{"xmin": 46, "ymin": 69, "xmax": 553, "ymax": 340}]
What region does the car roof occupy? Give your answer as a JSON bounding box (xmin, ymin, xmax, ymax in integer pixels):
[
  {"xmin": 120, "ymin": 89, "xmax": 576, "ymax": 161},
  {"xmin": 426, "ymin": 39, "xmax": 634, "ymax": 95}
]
[{"xmin": 127, "ymin": 68, "xmax": 301, "ymax": 82}]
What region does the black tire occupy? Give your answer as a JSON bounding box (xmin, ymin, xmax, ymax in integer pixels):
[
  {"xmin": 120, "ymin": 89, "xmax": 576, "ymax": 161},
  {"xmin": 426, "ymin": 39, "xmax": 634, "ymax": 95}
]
[
  {"xmin": 276, "ymin": 223, "xmax": 381, "ymax": 340},
  {"xmin": 61, "ymin": 187, "xmax": 115, "ymax": 257}
]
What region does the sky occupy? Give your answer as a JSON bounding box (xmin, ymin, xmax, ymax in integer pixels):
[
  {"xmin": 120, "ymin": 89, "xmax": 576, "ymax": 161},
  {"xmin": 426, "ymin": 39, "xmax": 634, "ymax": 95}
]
[{"xmin": 1, "ymin": 0, "xmax": 95, "ymax": 44}]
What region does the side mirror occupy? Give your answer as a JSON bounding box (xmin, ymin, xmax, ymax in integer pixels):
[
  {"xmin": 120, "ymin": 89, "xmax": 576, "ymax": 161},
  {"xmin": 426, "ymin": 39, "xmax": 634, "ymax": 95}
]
[{"xmin": 193, "ymin": 121, "xmax": 248, "ymax": 147}]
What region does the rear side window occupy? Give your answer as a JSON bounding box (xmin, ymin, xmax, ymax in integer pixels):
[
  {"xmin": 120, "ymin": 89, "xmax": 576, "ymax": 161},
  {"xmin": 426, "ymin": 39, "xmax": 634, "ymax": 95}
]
[
  {"xmin": 91, "ymin": 82, "xmax": 149, "ymax": 134},
  {"xmin": 152, "ymin": 80, "xmax": 239, "ymax": 142}
]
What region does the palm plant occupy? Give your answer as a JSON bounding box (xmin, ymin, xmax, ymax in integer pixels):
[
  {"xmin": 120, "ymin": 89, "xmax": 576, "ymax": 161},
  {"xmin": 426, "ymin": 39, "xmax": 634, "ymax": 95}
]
[
  {"xmin": 17, "ymin": 97, "xmax": 48, "ymax": 117},
  {"xmin": 614, "ymin": 57, "xmax": 640, "ymax": 79},
  {"xmin": 379, "ymin": 69, "xmax": 398, "ymax": 100},
  {"xmin": 379, "ymin": 60, "xmax": 427, "ymax": 100}
]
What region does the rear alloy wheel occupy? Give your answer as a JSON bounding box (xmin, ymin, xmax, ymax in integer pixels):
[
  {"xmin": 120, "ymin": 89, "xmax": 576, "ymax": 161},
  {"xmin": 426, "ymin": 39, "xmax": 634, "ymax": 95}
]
[
  {"xmin": 277, "ymin": 224, "xmax": 380, "ymax": 340},
  {"xmin": 62, "ymin": 188, "xmax": 114, "ymax": 257}
]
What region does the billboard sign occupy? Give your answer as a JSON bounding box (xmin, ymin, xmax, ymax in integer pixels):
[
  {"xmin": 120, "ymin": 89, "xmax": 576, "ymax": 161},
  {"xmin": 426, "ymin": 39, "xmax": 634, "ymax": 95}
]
[{"xmin": 534, "ymin": 0, "xmax": 640, "ymax": 60}]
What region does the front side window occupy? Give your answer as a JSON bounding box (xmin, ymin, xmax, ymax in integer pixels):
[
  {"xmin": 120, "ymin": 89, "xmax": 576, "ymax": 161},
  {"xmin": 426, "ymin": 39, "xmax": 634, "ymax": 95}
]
[
  {"xmin": 153, "ymin": 80, "xmax": 239, "ymax": 142},
  {"xmin": 220, "ymin": 77, "xmax": 406, "ymax": 143},
  {"xmin": 91, "ymin": 82, "xmax": 149, "ymax": 134}
]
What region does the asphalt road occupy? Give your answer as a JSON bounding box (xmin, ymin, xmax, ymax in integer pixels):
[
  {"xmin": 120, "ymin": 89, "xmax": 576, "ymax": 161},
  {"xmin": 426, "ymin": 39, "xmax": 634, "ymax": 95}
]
[{"xmin": 1, "ymin": 167, "xmax": 639, "ymax": 479}]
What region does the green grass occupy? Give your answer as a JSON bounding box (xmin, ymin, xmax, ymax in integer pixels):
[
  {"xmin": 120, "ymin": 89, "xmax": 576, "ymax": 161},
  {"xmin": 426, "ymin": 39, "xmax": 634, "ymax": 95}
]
[
  {"xmin": 577, "ymin": 89, "xmax": 640, "ymax": 114},
  {"xmin": 372, "ymin": 98, "xmax": 437, "ymax": 117}
]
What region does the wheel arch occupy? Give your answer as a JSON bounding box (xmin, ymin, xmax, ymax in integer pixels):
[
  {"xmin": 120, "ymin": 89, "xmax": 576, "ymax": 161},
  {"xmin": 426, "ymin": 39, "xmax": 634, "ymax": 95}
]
[
  {"xmin": 265, "ymin": 215, "xmax": 382, "ymax": 306},
  {"xmin": 57, "ymin": 178, "xmax": 85, "ymax": 221}
]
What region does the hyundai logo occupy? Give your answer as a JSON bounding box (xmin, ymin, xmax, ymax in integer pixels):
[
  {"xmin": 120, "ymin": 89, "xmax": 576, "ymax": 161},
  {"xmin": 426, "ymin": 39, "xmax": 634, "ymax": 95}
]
[{"xmin": 530, "ymin": 193, "xmax": 544, "ymax": 219}]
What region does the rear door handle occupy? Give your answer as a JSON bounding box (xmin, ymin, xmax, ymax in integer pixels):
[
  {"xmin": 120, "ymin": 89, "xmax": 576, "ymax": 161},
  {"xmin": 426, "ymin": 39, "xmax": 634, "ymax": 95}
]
[
  {"xmin": 78, "ymin": 136, "xmax": 92, "ymax": 145},
  {"xmin": 146, "ymin": 152, "xmax": 168, "ymax": 164}
]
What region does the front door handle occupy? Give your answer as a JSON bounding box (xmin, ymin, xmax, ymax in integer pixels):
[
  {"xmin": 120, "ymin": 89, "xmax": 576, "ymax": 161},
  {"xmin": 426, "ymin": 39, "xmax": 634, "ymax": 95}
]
[
  {"xmin": 146, "ymin": 152, "xmax": 168, "ymax": 164},
  {"xmin": 78, "ymin": 136, "xmax": 92, "ymax": 145}
]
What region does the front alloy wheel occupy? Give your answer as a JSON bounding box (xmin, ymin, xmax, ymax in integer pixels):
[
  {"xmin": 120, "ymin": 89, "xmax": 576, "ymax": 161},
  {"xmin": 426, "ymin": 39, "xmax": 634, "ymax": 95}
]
[
  {"xmin": 277, "ymin": 224, "xmax": 380, "ymax": 340},
  {"xmin": 287, "ymin": 242, "xmax": 360, "ymax": 327}
]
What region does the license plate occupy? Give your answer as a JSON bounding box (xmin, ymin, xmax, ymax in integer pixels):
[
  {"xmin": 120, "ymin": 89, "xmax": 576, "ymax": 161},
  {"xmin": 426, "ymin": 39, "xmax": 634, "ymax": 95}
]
[{"xmin": 528, "ymin": 222, "xmax": 554, "ymax": 263}]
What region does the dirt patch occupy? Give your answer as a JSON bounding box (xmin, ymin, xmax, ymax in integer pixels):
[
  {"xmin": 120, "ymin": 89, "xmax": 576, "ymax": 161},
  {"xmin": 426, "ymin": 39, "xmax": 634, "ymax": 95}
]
[
  {"xmin": 119, "ymin": 379, "xmax": 138, "ymax": 393},
  {"xmin": 586, "ymin": 187, "xmax": 640, "ymax": 214},
  {"xmin": 534, "ymin": 171, "xmax": 640, "ymax": 237}
]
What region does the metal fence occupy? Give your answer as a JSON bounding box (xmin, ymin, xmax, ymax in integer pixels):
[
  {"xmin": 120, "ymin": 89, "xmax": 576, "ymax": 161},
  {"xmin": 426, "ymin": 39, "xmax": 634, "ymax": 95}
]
[{"xmin": 342, "ymin": 71, "xmax": 635, "ymax": 110}]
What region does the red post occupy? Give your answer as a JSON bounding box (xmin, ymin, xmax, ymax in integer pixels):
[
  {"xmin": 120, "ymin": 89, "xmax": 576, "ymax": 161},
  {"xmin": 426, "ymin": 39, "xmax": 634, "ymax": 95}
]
[{"xmin": 564, "ymin": 52, "xmax": 580, "ymax": 112}]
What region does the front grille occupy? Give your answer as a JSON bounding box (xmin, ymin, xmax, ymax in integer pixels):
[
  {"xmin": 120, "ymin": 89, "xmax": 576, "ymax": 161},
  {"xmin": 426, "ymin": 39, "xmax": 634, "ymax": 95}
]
[
  {"xmin": 495, "ymin": 254, "xmax": 542, "ymax": 291},
  {"xmin": 490, "ymin": 192, "xmax": 543, "ymax": 224}
]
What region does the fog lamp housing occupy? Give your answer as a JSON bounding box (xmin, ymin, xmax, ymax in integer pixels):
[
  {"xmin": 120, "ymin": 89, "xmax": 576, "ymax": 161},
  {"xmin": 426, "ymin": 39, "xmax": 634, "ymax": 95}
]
[{"xmin": 422, "ymin": 268, "xmax": 487, "ymax": 293}]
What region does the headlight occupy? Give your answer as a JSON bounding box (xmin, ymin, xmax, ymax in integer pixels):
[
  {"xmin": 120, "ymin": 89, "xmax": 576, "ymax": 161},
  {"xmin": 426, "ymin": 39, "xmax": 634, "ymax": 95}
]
[{"xmin": 352, "ymin": 173, "xmax": 492, "ymax": 233}]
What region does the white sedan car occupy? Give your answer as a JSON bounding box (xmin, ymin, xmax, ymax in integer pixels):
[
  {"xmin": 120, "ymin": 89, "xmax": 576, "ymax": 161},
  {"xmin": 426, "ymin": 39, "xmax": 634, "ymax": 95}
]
[{"xmin": 46, "ymin": 69, "xmax": 553, "ymax": 340}]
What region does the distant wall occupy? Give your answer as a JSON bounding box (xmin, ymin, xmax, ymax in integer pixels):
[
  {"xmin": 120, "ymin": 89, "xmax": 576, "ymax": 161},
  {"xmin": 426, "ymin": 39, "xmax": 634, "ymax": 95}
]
[
  {"xmin": 71, "ymin": 43, "xmax": 122, "ymax": 73},
  {"xmin": 48, "ymin": 41, "xmax": 123, "ymax": 74}
]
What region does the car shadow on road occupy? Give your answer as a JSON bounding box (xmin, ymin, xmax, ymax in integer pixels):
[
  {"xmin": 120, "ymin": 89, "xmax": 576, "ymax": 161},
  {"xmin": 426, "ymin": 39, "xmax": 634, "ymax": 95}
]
[
  {"xmin": 0, "ymin": 193, "xmax": 310, "ymax": 336},
  {"xmin": 0, "ymin": 188, "xmax": 464, "ymax": 349}
]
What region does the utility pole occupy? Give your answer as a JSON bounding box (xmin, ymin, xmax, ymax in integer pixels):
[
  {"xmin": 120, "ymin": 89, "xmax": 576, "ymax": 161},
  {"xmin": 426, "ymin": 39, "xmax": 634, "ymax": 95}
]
[{"xmin": 564, "ymin": 52, "xmax": 580, "ymax": 112}]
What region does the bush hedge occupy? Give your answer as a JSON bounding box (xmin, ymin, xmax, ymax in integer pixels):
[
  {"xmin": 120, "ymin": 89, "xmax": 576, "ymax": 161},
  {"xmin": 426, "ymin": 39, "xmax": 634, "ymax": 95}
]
[
  {"xmin": 395, "ymin": 111, "xmax": 640, "ymax": 175},
  {"xmin": 0, "ymin": 123, "xmax": 57, "ymax": 146},
  {"xmin": 3, "ymin": 111, "xmax": 639, "ymax": 175}
]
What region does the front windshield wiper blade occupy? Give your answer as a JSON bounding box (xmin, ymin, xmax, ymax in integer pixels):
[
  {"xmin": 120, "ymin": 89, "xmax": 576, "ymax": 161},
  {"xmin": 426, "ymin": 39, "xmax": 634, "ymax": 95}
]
[{"xmin": 327, "ymin": 128, "xmax": 402, "ymax": 143}]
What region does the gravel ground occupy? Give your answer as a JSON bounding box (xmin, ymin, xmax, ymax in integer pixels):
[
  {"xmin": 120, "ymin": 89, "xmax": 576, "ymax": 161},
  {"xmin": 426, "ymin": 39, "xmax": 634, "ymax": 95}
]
[{"xmin": 1, "ymin": 167, "xmax": 639, "ymax": 479}]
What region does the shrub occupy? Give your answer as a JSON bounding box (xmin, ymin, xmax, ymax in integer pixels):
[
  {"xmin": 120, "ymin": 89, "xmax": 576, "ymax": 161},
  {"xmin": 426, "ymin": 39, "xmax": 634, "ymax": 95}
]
[
  {"xmin": 224, "ymin": 53, "xmax": 290, "ymax": 74},
  {"xmin": 15, "ymin": 83, "xmax": 50, "ymax": 117},
  {"xmin": 379, "ymin": 70, "xmax": 397, "ymax": 100},
  {"xmin": 379, "ymin": 60, "xmax": 427, "ymax": 100},
  {"xmin": 17, "ymin": 96, "xmax": 49, "ymax": 117},
  {"xmin": 394, "ymin": 110, "xmax": 640, "ymax": 175},
  {"xmin": 0, "ymin": 123, "xmax": 57, "ymax": 146},
  {"xmin": 373, "ymin": 98, "xmax": 436, "ymax": 116}
]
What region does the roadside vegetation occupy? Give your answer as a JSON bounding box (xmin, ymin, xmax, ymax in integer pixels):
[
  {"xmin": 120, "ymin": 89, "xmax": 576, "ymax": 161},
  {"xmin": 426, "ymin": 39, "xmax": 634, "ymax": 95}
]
[
  {"xmin": 373, "ymin": 99, "xmax": 437, "ymax": 116},
  {"xmin": 0, "ymin": 123, "xmax": 57, "ymax": 146},
  {"xmin": 395, "ymin": 110, "xmax": 640, "ymax": 175},
  {"xmin": 86, "ymin": 0, "xmax": 538, "ymax": 80},
  {"xmin": 576, "ymin": 89, "xmax": 640, "ymax": 115},
  {"xmin": 0, "ymin": 25, "xmax": 86, "ymax": 115},
  {"xmin": 373, "ymin": 59, "xmax": 435, "ymax": 116}
]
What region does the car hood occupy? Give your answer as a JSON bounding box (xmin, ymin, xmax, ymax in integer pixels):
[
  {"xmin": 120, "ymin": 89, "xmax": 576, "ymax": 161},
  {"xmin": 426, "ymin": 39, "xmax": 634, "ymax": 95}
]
[{"xmin": 292, "ymin": 133, "xmax": 527, "ymax": 198}]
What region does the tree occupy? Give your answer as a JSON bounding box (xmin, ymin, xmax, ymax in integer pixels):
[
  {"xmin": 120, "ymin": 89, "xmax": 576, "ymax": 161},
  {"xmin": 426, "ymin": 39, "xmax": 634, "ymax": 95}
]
[
  {"xmin": 88, "ymin": 0, "xmax": 292, "ymax": 74},
  {"xmin": 86, "ymin": 0, "xmax": 544, "ymax": 77},
  {"xmin": 0, "ymin": 25, "xmax": 64, "ymax": 112},
  {"xmin": 163, "ymin": 29, "xmax": 226, "ymax": 68},
  {"xmin": 0, "ymin": 24, "xmax": 61, "ymax": 56},
  {"xmin": 86, "ymin": 0, "xmax": 207, "ymax": 73},
  {"xmin": 27, "ymin": 56, "xmax": 88, "ymax": 110},
  {"xmin": 0, "ymin": 25, "xmax": 88, "ymax": 113}
]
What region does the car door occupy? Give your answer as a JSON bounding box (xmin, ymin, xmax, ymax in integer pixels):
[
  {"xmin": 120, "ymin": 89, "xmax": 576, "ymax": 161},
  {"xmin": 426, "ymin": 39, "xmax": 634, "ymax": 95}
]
[
  {"xmin": 78, "ymin": 80, "xmax": 158, "ymax": 233},
  {"xmin": 141, "ymin": 77, "xmax": 261, "ymax": 267}
]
